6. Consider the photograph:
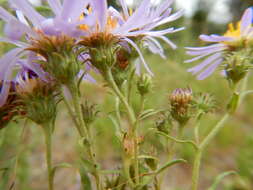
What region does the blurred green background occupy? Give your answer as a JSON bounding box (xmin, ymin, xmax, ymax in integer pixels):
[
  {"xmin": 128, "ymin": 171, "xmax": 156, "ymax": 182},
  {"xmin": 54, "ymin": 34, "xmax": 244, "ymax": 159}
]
[{"xmin": 1, "ymin": 0, "xmax": 253, "ymax": 189}]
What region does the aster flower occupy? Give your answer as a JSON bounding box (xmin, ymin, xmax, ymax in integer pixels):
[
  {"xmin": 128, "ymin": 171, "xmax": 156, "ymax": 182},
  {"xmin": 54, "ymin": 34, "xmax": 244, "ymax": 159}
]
[
  {"xmin": 15, "ymin": 67, "xmax": 58, "ymax": 125},
  {"xmin": 185, "ymin": 7, "xmax": 253, "ymax": 80},
  {"xmin": 0, "ymin": 0, "xmax": 92, "ymax": 105},
  {"xmin": 79, "ymin": 0, "xmax": 184, "ymax": 75}
]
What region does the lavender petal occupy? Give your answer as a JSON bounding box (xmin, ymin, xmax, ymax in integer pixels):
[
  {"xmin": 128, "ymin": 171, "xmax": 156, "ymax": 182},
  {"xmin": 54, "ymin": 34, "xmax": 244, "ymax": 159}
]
[
  {"xmin": 200, "ymin": 34, "xmax": 234, "ymax": 42},
  {"xmin": 187, "ymin": 53, "xmax": 222, "ymax": 74},
  {"xmin": 124, "ymin": 37, "xmax": 153, "ymax": 76},
  {"xmin": 240, "ymin": 7, "xmax": 252, "ymax": 34},
  {"xmin": 10, "ymin": 0, "xmax": 45, "ymax": 27},
  {"xmin": 197, "ymin": 58, "xmax": 223, "ymax": 80}
]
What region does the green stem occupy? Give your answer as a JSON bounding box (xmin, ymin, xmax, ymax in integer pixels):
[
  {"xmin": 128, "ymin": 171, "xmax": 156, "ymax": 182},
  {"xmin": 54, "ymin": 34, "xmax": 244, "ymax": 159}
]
[
  {"xmin": 64, "ymin": 83, "xmax": 102, "ymax": 190},
  {"xmin": 191, "ymin": 151, "xmax": 202, "ymax": 190},
  {"xmin": 191, "ymin": 73, "xmax": 250, "ymax": 190},
  {"xmin": 62, "ymin": 93, "xmax": 79, "ymax": 128},
  {"xmin": 115, "ymin": 97, "xmax": 122, "ymax": 128},
  {"xmin": 199, "ymin": 114, "xmax": 230, "ymax": 150},
  {"xmin": 69, "ymin": 83, "xmax": 87, "ymax": 137},
  {"xmin": 106, "ymin": 69, "xmax": 136, "ymax": 126},
  {"xmin": 106, "ymin": 69, "xmax": 139, "ymax": 186},
  {"xmin": 42, "ymin": 123, "xmax": 54, "ymax": 190}
]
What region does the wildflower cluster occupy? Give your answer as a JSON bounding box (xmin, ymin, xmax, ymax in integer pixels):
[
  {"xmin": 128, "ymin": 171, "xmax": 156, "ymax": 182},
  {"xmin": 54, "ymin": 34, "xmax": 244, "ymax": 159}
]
[
  {"xmin": 0, "ymin": 0, "xmax": 253, "ymax": 190},
  {"xmin": 186, "ymin": 8, "xmax": 253, "ymax": 84}
]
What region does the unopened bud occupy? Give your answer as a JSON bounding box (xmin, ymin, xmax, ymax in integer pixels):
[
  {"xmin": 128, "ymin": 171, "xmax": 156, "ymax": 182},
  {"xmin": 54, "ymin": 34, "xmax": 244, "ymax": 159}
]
[
  {"xmin": 192, "ymin": 92, "xmax": 216, "ymax": 114},
  {"xmin": 81, "ymin": 101, "xmax": 99, "ymax": 125},
  {"xmin": 16, "ymin": 69, "xmax": 58, "ymax": 125},
  {"xmin": 223, "ymin": 49, "xmax": 253, "ymax": 87},
  {"xmin": 169, "ymin": 87, "xmax": 193, "ymax": 126},
  {"xmin": 137, "ymin": 74, "xmax": 152, "ymax": 96}
]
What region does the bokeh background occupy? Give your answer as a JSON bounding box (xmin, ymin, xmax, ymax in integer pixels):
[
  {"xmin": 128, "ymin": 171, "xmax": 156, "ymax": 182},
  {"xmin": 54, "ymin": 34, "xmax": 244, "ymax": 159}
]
[{"xmin": 1, "ymin": 0, "xmax": 253, "ymax": 189}]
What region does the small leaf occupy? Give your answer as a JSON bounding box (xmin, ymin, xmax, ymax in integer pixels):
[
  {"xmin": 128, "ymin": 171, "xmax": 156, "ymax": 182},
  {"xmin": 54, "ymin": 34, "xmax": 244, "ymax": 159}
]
[
  {"xmin": 157, "ymin": 131, "xmax": 199, "ymax": 150},
  {"xmin": 51, "ymin": 163, "xmax": 73, "ymax": 178},
  {"xmin": 155, "ymin": 159, "xmax": 187, "ymax": 174},
  {"xmin": 207, "ymin": 171, "xmax": 237, "ymax": 190},
  {"xmin": 140, "ymin": 109, "xmax": 164, "ymax": 120}
]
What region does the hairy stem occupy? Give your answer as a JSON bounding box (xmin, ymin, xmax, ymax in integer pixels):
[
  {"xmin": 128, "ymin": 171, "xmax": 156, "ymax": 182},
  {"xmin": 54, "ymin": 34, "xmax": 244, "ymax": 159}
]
[
  {"xmin": 42, "ymin": 123, "xmax": 54, "ymax": 190},
  {"xmin": 106, "ymin": 69, "xmax": 140, "ymax": 185},
  {"xmin": 191, "ymin": 73, "xmax": 250, "ymax": 190},
  {"xmin": 65, "ymin": 82, "xmax": 102, "ymax": 190}
]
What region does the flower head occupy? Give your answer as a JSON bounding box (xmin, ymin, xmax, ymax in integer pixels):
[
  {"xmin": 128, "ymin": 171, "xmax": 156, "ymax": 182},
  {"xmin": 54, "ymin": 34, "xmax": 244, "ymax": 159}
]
[
  {"xmin": 15, "ymin": 68, "xmax": 59, "ymax": 125},
  {"xmin": 79, "ymin": 0, "xmax": 184, "ymax": 75},
  {"xmin": 0, "ymin": 0, "xmax": 92, "ymax": 104},
  {"xmin": 185, "ymin": 8, "xmax": 253, "ymax": 80},
  {"xmin": 169, "ymin": 87, "xmax": 193, "ymax": 125}
]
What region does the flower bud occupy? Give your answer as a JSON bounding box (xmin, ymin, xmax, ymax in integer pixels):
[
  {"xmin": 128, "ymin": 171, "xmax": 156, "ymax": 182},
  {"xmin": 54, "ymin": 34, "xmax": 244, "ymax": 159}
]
[
  {"xmin": 16, "ymin": 69, "xmax": 58, "ymax": 125},
  {"xmin": 27, "ymin": 34, "xmax": 80, "ymax": 85},
  {"xmin": 169, "ymin": 87, "xmax": 193, "ymax": 126},
  {"xmin": 81, "ymin": 101, "xmax": 99, "ymax": 125},
  {"xmin": 78, "ymin": 33, "xmax": 120, "ymax": 75},
  {"xmin": 192, "ymin": 92, "xmax": 216, "ymax": 114},
  {"xmin": 155, "ymin": 113, "xmax": 172, "ymax": 134},
  {"xmin": 137, "ymin": 74, "xmax": 152, "ymax": 96},
  {"xmin": 223, "ymin": 49, "xmax": 253, "ymax": 87}
]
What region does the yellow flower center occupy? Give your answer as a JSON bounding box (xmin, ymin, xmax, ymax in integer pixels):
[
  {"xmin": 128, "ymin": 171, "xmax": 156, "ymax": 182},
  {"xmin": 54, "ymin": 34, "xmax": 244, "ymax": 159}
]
[
  {"xmin": 78, "ymin": 5, "xmax": 118, "ymax": 32},
  {"xmin": 224, "ymin": 22, "xmax": 241, "ymax": 38}
]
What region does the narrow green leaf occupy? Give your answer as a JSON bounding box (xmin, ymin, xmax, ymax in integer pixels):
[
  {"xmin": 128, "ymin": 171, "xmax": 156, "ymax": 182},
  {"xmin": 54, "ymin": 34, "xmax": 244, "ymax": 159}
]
[
  {"xmin": 155, "ymin": 159, "xmax": 187, "ymax": 174},
  {"xmin": 51, "ymin": 163, "xmax": 73, "ymax": 178},
  {"xmin": 207, "ymin": 171, "xmax": 237, "ymax": 190},
  {"xmin": 157, "ymin": 131, "xmax": 199, "ymax": 150},
  {"xmin": 140, "ymin": 109, "xmax": 165, "ymax": 120}
]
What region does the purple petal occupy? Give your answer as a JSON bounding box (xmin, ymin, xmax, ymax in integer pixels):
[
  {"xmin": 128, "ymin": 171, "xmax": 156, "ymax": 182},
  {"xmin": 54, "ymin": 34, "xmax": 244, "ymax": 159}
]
[
  {"xmin": 124, "ymin": 37, "xmax": 153, "ymax": 76},
  {"xmin": 10, "ymin": 0, "xmax": 45, "ymax": 27},
  {"xmin": 19, "ymin": 55, "xmax": 49, "ymax": 82},
  {"xmin": 186, "ymin": 45, "xmax": 226, "ymax": 56},
  {"xmin": 114, "ymin": 0, "xmax": 151, "ymax": 34},
  {"xmin": 16, "ymin": 10, "xmax": 29, "ymax": 25},
  {"xmin": 157, "ymin": 36, "xmax": 177, "ymax": 49},
  {"xmin": 118, "ymin": 0, "xmax": 129, "ymax": 18},
  {"xmin": 0, "ymin": 48, "xmax": 22, "ymax": 106},
  {"xmin": 197, "ymin": 58, "xmax": 223, "ymax": 80},
  {"xmin": 152, "ymin": 9, "xmax": 184, "ymax": 29},
  {"xmin": 4, "ymin": 19, "xmax": 33, "ymax": 40},
  {"xmin": 91, "ymin": 0, "xmax": 108, "ymax": 31},
  {"xmin": 108, "ymin": 6, "xmax": 124, "ymax": 25},
  {"xmin": 187, "ymin": 53, "xmax": 222, "ymax": 74},
  {"xmin": 143, "ymin": 27, "xmax": 184, "ymax": 36},
  {"xmin": 240, "ymin": 8, "xmax": 252, "ymax": 34},
  {"xmin": 200, "ymin": 34, "xmax": 234, "ymax": 42},
  {"xmin": 185, "ymin": 51, "xmax": 216, "ymax": 63},
  {"xmin": 0, "ymin": 37, "xmax": 28, "ymax": 48},
  {"xmin": 61, "ymin": 0, "xmax": 88, "ymax": 21},
  {"xmin": 144, "ymin": 36, "xmax": 165, "ymax": 59},
  {"xmin": 0, "ymin": 6, "xmax": 16, "ymax": 22},
  {"xmin": 48, "ymin": 0, "xmax": 62, "ymax": 16},
  {"xmin": 185, "ymin": 44, "xmax": 225, "ymax": 51},
  {"xmin": 78, "ymin": 70, "xmax": 96, "ymax": 83}
]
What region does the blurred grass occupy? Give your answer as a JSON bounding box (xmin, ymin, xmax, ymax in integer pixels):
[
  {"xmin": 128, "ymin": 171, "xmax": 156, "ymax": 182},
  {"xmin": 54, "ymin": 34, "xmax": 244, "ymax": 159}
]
[{"xmin": 0, "ymin": 1, "xmax": 253, "ymax": 190}]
